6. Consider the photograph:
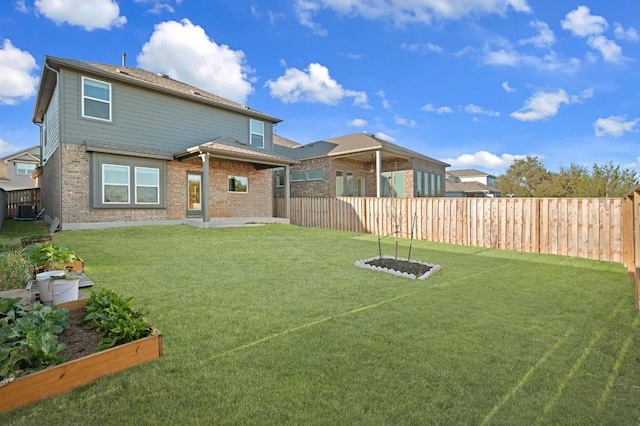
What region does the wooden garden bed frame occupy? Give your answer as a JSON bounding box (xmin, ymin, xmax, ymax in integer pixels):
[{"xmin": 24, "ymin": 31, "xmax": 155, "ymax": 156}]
[{"xmin": 0, "ymin": 298, "xmax": 163, "ymax": 412}]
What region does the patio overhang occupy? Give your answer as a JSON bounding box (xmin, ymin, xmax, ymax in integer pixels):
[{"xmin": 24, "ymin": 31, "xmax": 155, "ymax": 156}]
[{"xmin": 174, "ymin": 136, "xmax": 298, "ymax": 169}]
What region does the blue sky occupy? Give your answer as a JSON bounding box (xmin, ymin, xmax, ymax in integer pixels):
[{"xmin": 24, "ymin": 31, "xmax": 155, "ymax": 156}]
[{"xmin": 1, "ymin": 0, "xmax": 639, "ymax": 175}]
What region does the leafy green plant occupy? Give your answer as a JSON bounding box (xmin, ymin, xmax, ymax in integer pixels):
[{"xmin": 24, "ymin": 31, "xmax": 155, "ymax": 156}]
[
  {"xmin": 0, "ymin": 251, "xmax": 33, "ymax": 291},
  {"xmin": 81, "ymin": 288, "xmax": 152, "ymax": 351},
  {"xmin": 0, "ymin": 297, "xmax": 70, "ymax": 381},
  {"xmin": 21, "ymin": 243, "xmax": 79, "ymax": 270}
]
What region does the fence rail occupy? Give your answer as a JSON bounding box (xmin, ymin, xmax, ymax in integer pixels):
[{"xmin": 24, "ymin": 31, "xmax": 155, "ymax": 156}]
[
  {"xmin": 5, "ymin": 188, "xmax": 41, "ymax": 219},
  {"xmin": 275, "ymin": 196, "xmax": 623, "ymax": 263}
]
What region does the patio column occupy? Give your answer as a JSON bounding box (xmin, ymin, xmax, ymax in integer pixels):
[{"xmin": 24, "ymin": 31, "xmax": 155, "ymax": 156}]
[
  {"xmin": 375, "ymin": 150, "xmax": 382, "ymax": 198},
  {"xmin": 284, "ymin": 164, "xmax": 291, "ymax": 219},
  {"xmin": 200, "ymin": 152, "xmax": 210, "ymax": 223}
]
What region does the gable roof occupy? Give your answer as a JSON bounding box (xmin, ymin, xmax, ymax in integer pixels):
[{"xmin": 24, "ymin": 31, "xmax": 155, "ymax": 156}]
[
  {"xmin": 1, "ymin": 145, "xmax": 40, "ymax": 163},
  {"xmin": 445, "ymin": 180, "xmax": 501, "ymax": 195},
  {"xmin": 174, "ymin": 136, "xmax": 297, "ymax": 168},
  {"xmin": 447, "ymin": 169, "xmax": 496, "ymax": 179},
  {"xmin": 276, "ymin": 132, "xmax": 450, "ymax": 166},
  {"xmin": 33, "ymin": 56, "xmax": 281, "ymax": 125}
]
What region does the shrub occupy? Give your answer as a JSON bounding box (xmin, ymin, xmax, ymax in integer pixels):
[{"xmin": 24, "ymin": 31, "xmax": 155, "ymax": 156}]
[{"xmin": 0, "ymin": 251, "xmax": 33, "ymax": 291}]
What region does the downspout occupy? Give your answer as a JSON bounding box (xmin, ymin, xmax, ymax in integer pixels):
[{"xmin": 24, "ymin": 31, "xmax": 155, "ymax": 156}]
[{"xmin": 43, "ymin": 59, "xmax": 61, "ymax": 230}]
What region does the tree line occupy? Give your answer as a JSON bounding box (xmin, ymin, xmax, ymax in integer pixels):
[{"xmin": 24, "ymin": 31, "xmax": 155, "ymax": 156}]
[{"xmin": 497, "ymin": 156, "xmax": 639, "ymax": 198}]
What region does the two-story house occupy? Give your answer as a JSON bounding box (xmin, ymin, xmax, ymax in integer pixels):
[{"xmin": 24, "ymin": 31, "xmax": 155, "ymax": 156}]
[
  {"xmin": 33, "ymin": 56, "xmax": 296, "ymax": 230},
  {"xmin": 445, "ymin": 169, "xmax": 501, "ymax": 197},
  {"xmin": 273, "ymin": 132, "xmax": 449, "ymax": 198},
  {"xmin": 0, "ymin": 145, "xmax": 40, "ymax": 190}
]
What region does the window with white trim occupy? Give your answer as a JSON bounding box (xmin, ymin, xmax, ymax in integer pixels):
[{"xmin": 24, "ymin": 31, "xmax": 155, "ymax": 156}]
[
  {"xmin": 228, "ymin": 176, "xmax": 248, "ymax": 192},
  {"xmin": 82, "ymin": 77, "xmax": 112, "ymax": 121},
  {"xmin": 250, "ymin": 119, "xmax": 264, "ymax": 148},
  {"xmin": 275, "ymin": 173, "xmax": 285, "ymax": 187},
  {"xmin": 306, "ymin": 170, "xmax": 323, "ymax": 181},
  {"xmin": 16, "ymin": 163, "xmax": 36, "ymax": 176},
  {"xmin": 102, "ymin": 164, "xmax": 130, "ymax": 203},
  {"xmin": 291, "ymin": 172, "xmax": 305, "ymax": 182},
  {"xmin": 91, "ymin": 153, "xmax": 165, "ymax": 209},
  {"xmin": 135, "ymin": 167, "xmax": 160, "ymax": 204}
]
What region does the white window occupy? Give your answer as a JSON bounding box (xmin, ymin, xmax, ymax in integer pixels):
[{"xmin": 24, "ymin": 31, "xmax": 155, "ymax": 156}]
[
  {"xmin": 291, "ymin": 172, "xmax": 305, "ymax": 182},
  {"xmin": 82, "ymin": 77, "xmax": 112, "ymax": 121},
  {"xmin": 16, "ymin": 163, "xmax": 36, "ymax": 176},
  {"xmin": 275, "ymin": 174, "xmax": 285, "ymax": 187},
  {"xmin": 102, "ymin": 164, "xmax": 130, "ymax": 203},
  {"xmin": 250, "ymin": 120, "xmax": 264, "ymax": 148},
  {"xmin": 346, "ymin": 172, "xmax": 355, "ymax": 196},
  {"xmin": 229, "ymin": 176, "xmax": 248, "ymax": 193},
  {"xmin": 336, "ymin": 171, "xmax": 344, "ymax": 196},
  {"xmin": 306, "ymin": 170, "xmax": 323, "ymax": 181},
  {"xmin": 135, "ymin": 167, "xmax": 160, "ymax": 204}
]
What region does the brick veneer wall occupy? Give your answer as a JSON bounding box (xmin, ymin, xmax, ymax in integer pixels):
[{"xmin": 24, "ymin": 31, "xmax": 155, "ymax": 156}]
[
  {"xmin": 275, "ymin": 156, "xmax": 446, "ymax": 198},
  {"xmin": 60, "ymin": 143, "xmax": 273, "ymax": 226}
]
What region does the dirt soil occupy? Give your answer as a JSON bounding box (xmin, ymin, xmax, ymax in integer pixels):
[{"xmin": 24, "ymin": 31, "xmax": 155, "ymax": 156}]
[
  {"xmin": 57, "ymin": 309, "xmax": 102, "ymax": 362},
  {"xmin": 364, "ymin": 258, "xmax": 432, "ymax": 277}
]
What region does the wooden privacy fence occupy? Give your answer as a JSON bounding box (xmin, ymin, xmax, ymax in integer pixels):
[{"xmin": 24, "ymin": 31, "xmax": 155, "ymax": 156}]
[
  {"xmin": 621, "ymin": 185, "xmax": 640, "ymax": 309},
  {"xmin": 5, "ymin": 188, "xmax": 41, "ymax": 218},
  {"xmin": 275, "ymin": 196, "xmax": 623, "ymax": 263}
]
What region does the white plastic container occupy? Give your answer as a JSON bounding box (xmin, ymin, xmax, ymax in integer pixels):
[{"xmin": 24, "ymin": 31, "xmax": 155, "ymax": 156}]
[
  {"xmin": 35, "ymin": 270, "xmax": 65, "ymax": 303},
  {"xmin": 50, "ymin": 277, "xmax": 80, "ymax": 305}
]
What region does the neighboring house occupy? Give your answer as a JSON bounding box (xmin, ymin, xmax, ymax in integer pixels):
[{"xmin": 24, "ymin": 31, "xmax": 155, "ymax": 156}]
[
  {"xmin": 445, "ymin": 169, "xmax": 501, "ymax": 198},
  {"xmin": 32, "ymin": 56, "xmax": 296, "ymax": 230},
  {"xmin": 273, "ymin": 132, "xmax": 449, "ymax": 198},
  {"xmin": 0, "ymin": 145, "xmax": 40, "ymax": 190}
]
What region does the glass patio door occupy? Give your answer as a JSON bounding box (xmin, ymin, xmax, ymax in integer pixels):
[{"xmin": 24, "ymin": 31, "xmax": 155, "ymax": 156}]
[{"xmin": 187, "ymin": 173, "xmax": 202, "ymax": 217}]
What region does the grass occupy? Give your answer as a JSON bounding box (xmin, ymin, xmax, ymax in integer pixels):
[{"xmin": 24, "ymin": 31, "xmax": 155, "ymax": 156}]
[{"xmin": 1, "ymin": 220, "xmax": 638, "ymax": 425}]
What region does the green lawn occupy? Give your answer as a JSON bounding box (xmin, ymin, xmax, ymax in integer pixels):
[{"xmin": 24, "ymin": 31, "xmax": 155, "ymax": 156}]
[{"xmin": 1, "ymin": 221, "xmax": 638, "ymax": 425}]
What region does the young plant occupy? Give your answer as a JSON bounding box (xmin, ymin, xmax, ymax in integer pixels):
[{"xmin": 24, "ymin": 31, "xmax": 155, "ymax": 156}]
[
  {"xmin": 0, "ymin": 298, "xmax": 70, "ymax": 381},
  {"xmin": 21, "ymin": 243, "xmax": 79, "ymax": 271},
  {"xmin": 81, "ymin": 288, "xmax": 152, "ymax": 351}
]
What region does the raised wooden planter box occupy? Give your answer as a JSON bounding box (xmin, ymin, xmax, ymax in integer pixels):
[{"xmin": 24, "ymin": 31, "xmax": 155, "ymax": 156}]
[
  {"xmin": 0, "ymin": 298, "xmax": 163, "ymax": 413},
  {"xmin": 0, "ymin": 288, "xmax": 32, "ymax": 307}
]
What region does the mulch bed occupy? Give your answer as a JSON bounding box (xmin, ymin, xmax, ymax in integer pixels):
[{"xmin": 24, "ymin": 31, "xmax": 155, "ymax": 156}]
[{"xmin": 364, "ymin": 257, "xmax": 433, "ymax": 277}]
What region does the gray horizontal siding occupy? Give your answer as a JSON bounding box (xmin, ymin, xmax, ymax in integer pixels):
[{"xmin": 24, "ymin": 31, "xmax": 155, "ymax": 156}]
[
  {"xmin": 43, "ymin": 85, "xmax": 60, "ymax": 163},
  {"xmin": 59, "ymin": 69, "xmax": 274, "ymax": 154}
]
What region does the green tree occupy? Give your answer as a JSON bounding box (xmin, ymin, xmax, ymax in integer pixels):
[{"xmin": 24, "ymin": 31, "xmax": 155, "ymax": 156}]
[
  {"xmin": 583, "ymin": 162, "xmax": 639, "ymax": 197},
  {"xmin": 497, "ymin": 156, "xmax": 551, "ymax": 197}
]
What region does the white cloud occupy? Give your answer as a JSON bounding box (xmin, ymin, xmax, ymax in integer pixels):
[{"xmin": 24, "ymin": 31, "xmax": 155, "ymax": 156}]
[
  {"xmin": 376, "ymin": 90, "xmax": 392, "ymax": 111},
  {"xmin": 463, "ymin": 104, "xmax": 500, "ymax": 117},
  {"xmin": 519, "ymin": 20, "xmax": 555, "ymax": 48},
  {"xmin": 421, "ymin": 103, "xmax": 453, "ymax": 114},
  {"xmin": 15, "ymin": 0, "xmax": 28, "ymax": 12},
  {"xmin": 594, "ymin": 116, "xmax": 640, "ymax": 137},
  {"xmin": 294, "ymin": 0, "xmax": 530, "ymax": 31},
  {"xmin": 441, "ymin": 151, "xmax": 527, "ymax": 169},
  {"xmin": 295, "ymin": 0, "xmax": 327, "ymax": 36},
  {"xmin": 0, "ymin": 39, "xmax": 38, "ymax": 105},
  {"xmin": 400, "ymin": 42, "xmax": 442, "ymax": 54},
  {"xmin": 614, "ymin": 23, "xmax": 639, "ymax": 41},
  {"xmin": 0, "ymin": 138, "xmax": 19, "ymax": 156},
  {"xmin": 375, "ymin": 132, "xmax": 395, "ymax": 142},
  {"xmin": 510, "ymin": 88, "xmax": 591, "ymax": 122},
  {"xmin": 561, "ymin": 6, "xmax": 607, "ymax": 37},
  {"xmin": 134, "ymin": 0, "xmax": 183, "ymax": 14},
  {"xmin": 35, "ymin": 0, "xmax": 126, "ymax": 31},
  {"xmin": 587, "ymin": 35, "xmax": 625, "ymax": 64},
  {"xmin": 266, "ymin": 63, "xmax": 368, "ymax": 107},
  {"xmin": 502, "ymin": 81, "xmax": 515, "ymax": 93},
  {"xmin": 137, "ymin": 19, "xmax": 253, "ymax": 104},
  {"xmin": 348, "ymin": 118, "xmax": 368, "ymax": 127},
  {"xmin": 394, "ymin": 116, "xmax": 416, "ymax": 127},
  {"xmin": 482, "ymin": 44, "xmax": 580, "ymax": 72}
]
